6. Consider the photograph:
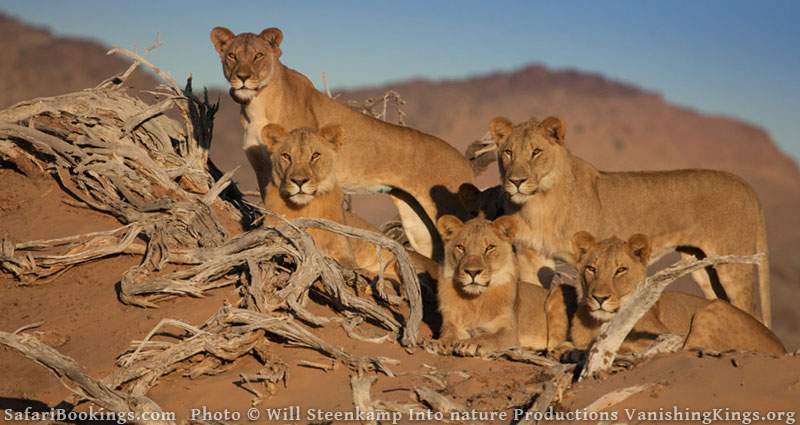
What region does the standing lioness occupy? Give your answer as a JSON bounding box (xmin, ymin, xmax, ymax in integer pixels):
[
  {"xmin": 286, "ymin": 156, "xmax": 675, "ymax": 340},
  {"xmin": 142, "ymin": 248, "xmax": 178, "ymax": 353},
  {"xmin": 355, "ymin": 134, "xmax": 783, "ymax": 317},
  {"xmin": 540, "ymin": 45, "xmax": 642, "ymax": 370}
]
[
  {"xmin": 210, "ymin": 27, "xmax": 475, "ymax": 261},
  {"xmin": 489, "ymin": 116, "xmax": 771, "ymax": 326}
]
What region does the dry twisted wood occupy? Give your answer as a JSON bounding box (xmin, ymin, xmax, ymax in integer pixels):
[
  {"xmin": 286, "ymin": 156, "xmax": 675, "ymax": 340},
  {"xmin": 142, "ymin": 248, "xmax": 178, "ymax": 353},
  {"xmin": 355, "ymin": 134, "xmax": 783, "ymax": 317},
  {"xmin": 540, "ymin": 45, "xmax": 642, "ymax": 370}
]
[
  {"xmin": 579, "ymin": 253, "xmax": 764, "ymax": 380},
  {"xmin": 0, "ymin": 51, "xmax": 423, "ymax": 347},
  {"xmin": 0, "ymin": 330, "xmax": 175, "ymax": 425}
]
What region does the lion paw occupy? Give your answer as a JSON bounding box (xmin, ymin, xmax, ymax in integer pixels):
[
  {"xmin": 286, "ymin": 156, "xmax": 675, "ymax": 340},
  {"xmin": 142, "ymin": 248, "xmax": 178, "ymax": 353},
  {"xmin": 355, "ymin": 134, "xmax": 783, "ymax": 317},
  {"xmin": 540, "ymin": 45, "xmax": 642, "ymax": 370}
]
[{"xmin": 453, "ymin": 342, "xmax": 485, "ymax": 357}]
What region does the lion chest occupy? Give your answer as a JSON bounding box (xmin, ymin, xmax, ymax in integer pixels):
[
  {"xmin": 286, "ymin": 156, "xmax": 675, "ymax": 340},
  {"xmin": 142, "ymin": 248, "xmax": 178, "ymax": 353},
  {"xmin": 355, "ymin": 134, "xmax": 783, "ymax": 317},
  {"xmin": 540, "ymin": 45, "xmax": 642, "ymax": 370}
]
[
  {"xmin": 517, "ymin": 202, "xmax": 571, "ymax": 259},
  {"xmin": 441, "ymin": 284, "xmax": 513, "ymax": 333},
  {"xmin": 243, "ymin": 118, "xmax": 269, "ymax": 150},
  {"xmin": 242, "ymin": 102, "xmax": 269, "ymax": 149}
]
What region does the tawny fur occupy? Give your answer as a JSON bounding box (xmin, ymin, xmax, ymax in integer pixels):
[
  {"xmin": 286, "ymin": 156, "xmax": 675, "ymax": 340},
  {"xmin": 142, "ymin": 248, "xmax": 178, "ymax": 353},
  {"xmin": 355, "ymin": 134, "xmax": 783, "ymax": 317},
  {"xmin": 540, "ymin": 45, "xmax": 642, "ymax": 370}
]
[
  {"xmin": 549, "ymin": 232, "xmax": 785, "ymax": 355},
  {"xmin": 435, "ymin": 215, "xmax": 561, "ymax": 353},
  {"xmin": 211, "ymin": 27, "xmax": 476, "ymax": 261},
  {"xmin": 260, "ymin": 124, "xmax": 438, "ymax": 281},
  {"xmin": 457, "ymin": 183, "xmax": 555, "ymax": 287},
  {"xmin": 488, "ymin": 116, "xmax": 771, "ymax": 326}
]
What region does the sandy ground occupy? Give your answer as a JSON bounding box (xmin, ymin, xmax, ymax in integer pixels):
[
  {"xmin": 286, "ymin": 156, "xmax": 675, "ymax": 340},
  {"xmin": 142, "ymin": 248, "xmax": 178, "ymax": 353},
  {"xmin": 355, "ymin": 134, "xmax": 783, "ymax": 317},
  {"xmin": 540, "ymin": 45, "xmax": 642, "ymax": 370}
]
[{"xmin": 2, "ymin": 168, "xmax": 799, "ymax": 425}]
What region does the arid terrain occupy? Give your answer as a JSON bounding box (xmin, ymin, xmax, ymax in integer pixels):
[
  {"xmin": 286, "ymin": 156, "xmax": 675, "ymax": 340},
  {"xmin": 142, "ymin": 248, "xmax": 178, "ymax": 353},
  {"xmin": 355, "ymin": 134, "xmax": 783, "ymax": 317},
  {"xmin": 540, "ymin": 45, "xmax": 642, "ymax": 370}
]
[{"xmin": 1, "ymin": 14, "xmax": 799, "ymax": 423}]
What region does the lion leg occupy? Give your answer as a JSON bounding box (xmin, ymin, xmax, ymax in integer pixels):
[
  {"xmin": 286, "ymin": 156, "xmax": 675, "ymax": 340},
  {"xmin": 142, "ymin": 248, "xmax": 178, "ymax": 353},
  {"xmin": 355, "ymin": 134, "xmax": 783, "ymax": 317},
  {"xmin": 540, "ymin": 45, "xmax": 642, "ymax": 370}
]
[
  {"xmin": 679, "ymin": 252, "xmax": 718, "ymax": 300},
  {"xmin": 713, "ymin": 262, "xmax": 757, "ymax": 318},
  {"xmin": 310, "ymin": 228, "xmax": 358, "ymax": 270},
  {"xmin": 439, "ymin": 320, "xmax": 469, "ymax": 344},
  {"xmin": 516, "ymin": 246, "xmax": 555, "ymax": 288},
  {"xmin": 244, "ymin": 145, "xmax": 272, "ymax": 201},
  {"xmin": 683, "ymin": 300, "xmax": 785, "ymax": 355},
  {"xmin": 545, "ymin": 284, "xmax": 571, "ymax": 351},
  {"xmin": 455, "ymin": 326, "xmax": 518, "ymax": 355},
  {"xmin": 390, "ymin": 196, "xmax": 435, "ymax": 259}
]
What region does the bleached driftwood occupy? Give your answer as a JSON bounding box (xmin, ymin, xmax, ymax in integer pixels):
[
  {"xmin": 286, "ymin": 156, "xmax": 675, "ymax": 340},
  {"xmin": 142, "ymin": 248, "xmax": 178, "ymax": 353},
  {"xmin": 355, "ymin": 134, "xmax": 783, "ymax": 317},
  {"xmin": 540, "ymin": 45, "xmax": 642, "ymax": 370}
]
[
  {"xmin": 0, "ymin": 46, "xmax": 423, "ymax": 345},
  {"xmin": 0, "ymin": 44, "xmax": 430, "ymax": 419},
  {"xmin": 579, "ymin": 253, "xmax": 764, "ymax": 380},
  {"xmin": 515, "ymin": 363, "xmax": 574, "ymax": 424},
  {"xmin": 0, "ymin": 330, "xmax": 175, "ymax": 425},
  {"xmin": 584, "ymin": 383, "xmax": 654, "ymax": 413},
  {"xmin": 350, "ymin": 374, "xmax": 378, "ymax": 425},
  {"xmin": 414, "ymin": 386, "xmax": 464, "ymax": 415},
  {"xmin": 422, "ymin": 340, "xmax": 558, "ymax": 368}
]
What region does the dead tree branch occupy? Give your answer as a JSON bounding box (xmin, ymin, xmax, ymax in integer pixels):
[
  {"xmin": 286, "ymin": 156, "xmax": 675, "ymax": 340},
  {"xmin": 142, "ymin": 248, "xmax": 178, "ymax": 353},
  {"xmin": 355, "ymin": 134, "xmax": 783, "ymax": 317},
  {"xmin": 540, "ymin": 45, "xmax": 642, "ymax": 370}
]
[
  {"xmin": 0, "ymin": 330, "xmax": 175, "ymax": 425},
  {"xmin": 579, "ymin": 253, "xmax": 764, "ymax": 380},
  {"xmin": 0, "ymin": 44, "xmax": 469, "ymax": 418}
]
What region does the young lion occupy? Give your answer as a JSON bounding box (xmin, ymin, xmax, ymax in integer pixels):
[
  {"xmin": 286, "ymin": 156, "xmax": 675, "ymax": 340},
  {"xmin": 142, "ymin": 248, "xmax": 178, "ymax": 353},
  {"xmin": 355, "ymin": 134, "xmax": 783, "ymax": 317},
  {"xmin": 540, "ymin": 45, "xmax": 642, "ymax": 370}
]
[
  {"xmin": 488, "ymin": 116, "xmax": 771, "ymax": 326},
  {"xmin": 210, "ymin": 27, "xmax": 475, "ymax": 261},
  {"xmin": 456, "ymin": 183, "xmax": 555, "ymax": 288},
  {"xmin": 260, "ymin": 124, "xmax": 438, "ymax": 280},
  {"xmin": 435, "ymin": 215, "xmax": 561, "ymax": 354},
  {"xmin": 551, "ymin": 231, "xmax": 785, "ymax": 355}
]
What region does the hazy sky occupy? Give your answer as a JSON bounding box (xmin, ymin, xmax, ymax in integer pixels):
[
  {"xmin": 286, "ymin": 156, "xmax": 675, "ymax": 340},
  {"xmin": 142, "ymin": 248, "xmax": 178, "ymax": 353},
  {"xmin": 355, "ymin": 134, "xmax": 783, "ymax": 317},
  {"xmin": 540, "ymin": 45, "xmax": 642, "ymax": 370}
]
[{"xmin": 2, "ymin": 0, "xmax": 798, "ymax": 161}]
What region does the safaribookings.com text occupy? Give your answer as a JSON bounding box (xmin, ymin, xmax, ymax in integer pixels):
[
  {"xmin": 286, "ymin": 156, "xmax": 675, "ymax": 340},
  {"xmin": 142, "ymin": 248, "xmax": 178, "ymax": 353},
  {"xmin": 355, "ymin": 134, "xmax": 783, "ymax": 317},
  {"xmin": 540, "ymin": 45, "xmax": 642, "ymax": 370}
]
[{"xmin": 4, "ymin": 405, "xmax": 796, "ymax": 424}]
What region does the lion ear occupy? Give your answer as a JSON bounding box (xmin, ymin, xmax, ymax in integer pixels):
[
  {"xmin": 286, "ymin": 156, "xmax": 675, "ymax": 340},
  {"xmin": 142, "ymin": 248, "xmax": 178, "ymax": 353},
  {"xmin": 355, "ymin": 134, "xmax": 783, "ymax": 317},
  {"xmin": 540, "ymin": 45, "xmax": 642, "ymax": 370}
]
[
  {"xmin": 210, "ymin": 27, "xmax": 235, "ymax": 55},
  {"xmin": 457, "ymin": 183, "xmax": 482, "ymax": 218},
  {"xmin": 437, "ymin": 215, "xmax": 464, "ymax": 243},
  {"xmin": 319, "ymin": 125, "xmax": 344, "ymax": 150},
  {"xmin": 260, "ymin": 124, "xmax": 287, "ymax": 149},
  {"xmin": 627, "ymin": 233, "xmax": 651, "ymax": 265},
  {"xmin": 540, "ymin": 116, "xmax": 565, "ymax": 145},
  {"xmin": 259, "ymin": 27, "xmax": 283, "ymax": 50},
  {"xmin": 571, "ymin": 231, "xmax": 596, "ymax": 263},
  {"xmin": 490, "ymin": 117, "xmax": 514, "ymax": 142},
  {"xmin": 493, "ymin": 216, "xmax": 518, "ymax": 241}
]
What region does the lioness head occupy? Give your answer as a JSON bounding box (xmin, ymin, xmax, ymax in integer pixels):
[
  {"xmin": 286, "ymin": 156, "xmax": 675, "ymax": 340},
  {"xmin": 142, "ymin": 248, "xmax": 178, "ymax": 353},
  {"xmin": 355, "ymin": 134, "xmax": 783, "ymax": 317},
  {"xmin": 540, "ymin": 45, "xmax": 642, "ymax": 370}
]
[
  {"xmin": 260, "ymin": 124, "xmax": 343, "ymax": 206},
  {"xmin": 489, "ymin": 116, "xmax": 566, "ymax": 204},
  {"xmin": 210, "ymin": 27, "xmax": 283, "ymax": 103},
  {"xmin": 437, "ymin": 215, "xmax": 518, "ymax": 296},
  {"xmin": 572, "ymin": 231, "xmax": 652, "ymax": 321}
]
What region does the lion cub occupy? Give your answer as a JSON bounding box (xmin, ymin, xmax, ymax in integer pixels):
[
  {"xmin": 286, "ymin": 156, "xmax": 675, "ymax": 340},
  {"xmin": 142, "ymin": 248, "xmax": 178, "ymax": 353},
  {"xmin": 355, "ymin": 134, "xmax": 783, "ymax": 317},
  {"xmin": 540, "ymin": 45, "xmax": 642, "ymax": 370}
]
[
  {"xmin": 436, "ymin": 215, "xmax": 558, "ymax": 353},
  {"xmin": 261, "ymin": 124, "xmax": 437, "ymax": 279},
  {"xmin": 552, "ymin": 231, "xmax": 786, "ymax": 355}
]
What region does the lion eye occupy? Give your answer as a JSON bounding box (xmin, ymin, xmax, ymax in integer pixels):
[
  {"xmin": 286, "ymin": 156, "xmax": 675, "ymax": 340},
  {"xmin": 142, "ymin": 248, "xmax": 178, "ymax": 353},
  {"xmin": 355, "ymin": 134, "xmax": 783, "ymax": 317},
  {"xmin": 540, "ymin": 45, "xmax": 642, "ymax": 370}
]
[
  {"xmin": 310, "ymin": 152, "xmax": 321, "ymax": 162},
  {"xmin": 485, "ymin": 244, "xmax": 496, "ymax": 254},
  {"xmin": 254, "ymin": 52, "xmax": 264, "ymax": 61},
  {"xmin": 585, "ymin": 265, "xmax": 596, "ymax": 274},
  {"xmin": 227, "ymin": 52, "xmax": 236, "ymax": 60},
  {"xmin": 531, "ymin": 148, "xmax": 542, "ymax": 159},
  {"xmin": 455, "ymin": 244, "xmax": 465, "ymax": 254},
  {"xmin": 615, "ymin": 267, "xmax": 628, "ymax": 276},
  {"xmin": 281, "ymin": 153, "xmax": 291, "ymax": 162},
  {"xmin": 503, "ymin": 149, "xmax": 513, "ymax": 158}
]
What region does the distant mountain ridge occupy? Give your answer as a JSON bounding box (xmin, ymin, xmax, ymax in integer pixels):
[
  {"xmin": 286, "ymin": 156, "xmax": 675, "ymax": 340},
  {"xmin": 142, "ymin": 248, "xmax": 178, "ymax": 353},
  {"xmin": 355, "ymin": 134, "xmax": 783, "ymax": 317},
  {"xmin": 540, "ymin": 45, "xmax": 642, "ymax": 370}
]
[{"xmin": 0, "ymin": 13, "xmax": 798, "ymax": 347}]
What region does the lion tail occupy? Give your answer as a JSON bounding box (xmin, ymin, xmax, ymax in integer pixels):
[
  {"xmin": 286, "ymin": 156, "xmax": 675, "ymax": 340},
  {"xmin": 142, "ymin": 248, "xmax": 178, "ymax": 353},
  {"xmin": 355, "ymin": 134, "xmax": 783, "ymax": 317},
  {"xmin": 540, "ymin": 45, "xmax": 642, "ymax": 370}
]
[{"xmin": 756, "ymin": 209, "xmax": 771, "ymax": 328}]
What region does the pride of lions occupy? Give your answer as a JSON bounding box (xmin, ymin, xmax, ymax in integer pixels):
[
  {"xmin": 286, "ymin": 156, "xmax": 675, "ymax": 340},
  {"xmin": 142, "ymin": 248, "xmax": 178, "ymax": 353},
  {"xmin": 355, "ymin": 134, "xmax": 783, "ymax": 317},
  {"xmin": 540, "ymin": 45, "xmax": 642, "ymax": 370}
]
[{"xmin": 211, "ymin": 27, "xmax": 786, "ymax": 357}]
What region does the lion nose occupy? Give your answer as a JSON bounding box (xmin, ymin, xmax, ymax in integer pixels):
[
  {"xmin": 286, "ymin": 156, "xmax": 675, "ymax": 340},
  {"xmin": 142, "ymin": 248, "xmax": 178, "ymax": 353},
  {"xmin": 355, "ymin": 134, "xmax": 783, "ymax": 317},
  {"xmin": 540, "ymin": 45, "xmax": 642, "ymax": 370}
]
[
  {"xmin": 508, "ymin": 177, "xmax": 527, "ymax": 189},
  {"xmin": 291, "ymin": 177, "xmax": 309, "ymax": 187},
  {"xmin": 464, "ymin": 268, "xmax": 482, "ymax": 280},
  {"xmin": 236, "ymin": 73, "xmax": 250, "ymax": 81},
  {"xmin": 592, "ymin": 294, "xmax": 610, "ymax": 305}
]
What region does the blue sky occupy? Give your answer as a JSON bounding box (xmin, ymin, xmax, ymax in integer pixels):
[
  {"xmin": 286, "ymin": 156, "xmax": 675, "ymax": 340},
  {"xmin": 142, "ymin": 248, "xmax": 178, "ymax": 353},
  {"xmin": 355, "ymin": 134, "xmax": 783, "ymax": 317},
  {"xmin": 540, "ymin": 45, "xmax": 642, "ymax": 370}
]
[{"xmin": 2, "ymin": 0, "xmax": 798, "ymax": 161}]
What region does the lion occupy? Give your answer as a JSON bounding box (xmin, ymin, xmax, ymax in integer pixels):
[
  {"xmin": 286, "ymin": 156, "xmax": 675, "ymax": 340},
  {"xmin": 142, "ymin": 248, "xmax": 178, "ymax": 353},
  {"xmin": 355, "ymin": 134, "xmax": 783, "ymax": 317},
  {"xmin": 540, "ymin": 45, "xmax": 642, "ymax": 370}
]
[
  {"xmin": 210, "ymin": 27, "xmax": 476, "ymax": 261},
  {"xmin": 548, "ymin": 231, "xmax": 785, "ymax": 356},
  {"xmin": 487, "ymin": 116, "xmax": 771, "ymax": 326},
  {"xmin": 456, "ymin": 183, "xmax": 554, "ymax": 288},
  {"xmin": 435, "ymin": 214, "xmax": 563, "ymax": 354},
  {"xmin": 260, "ymin": 124, "xmax": 439, "ymax": 281}
]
